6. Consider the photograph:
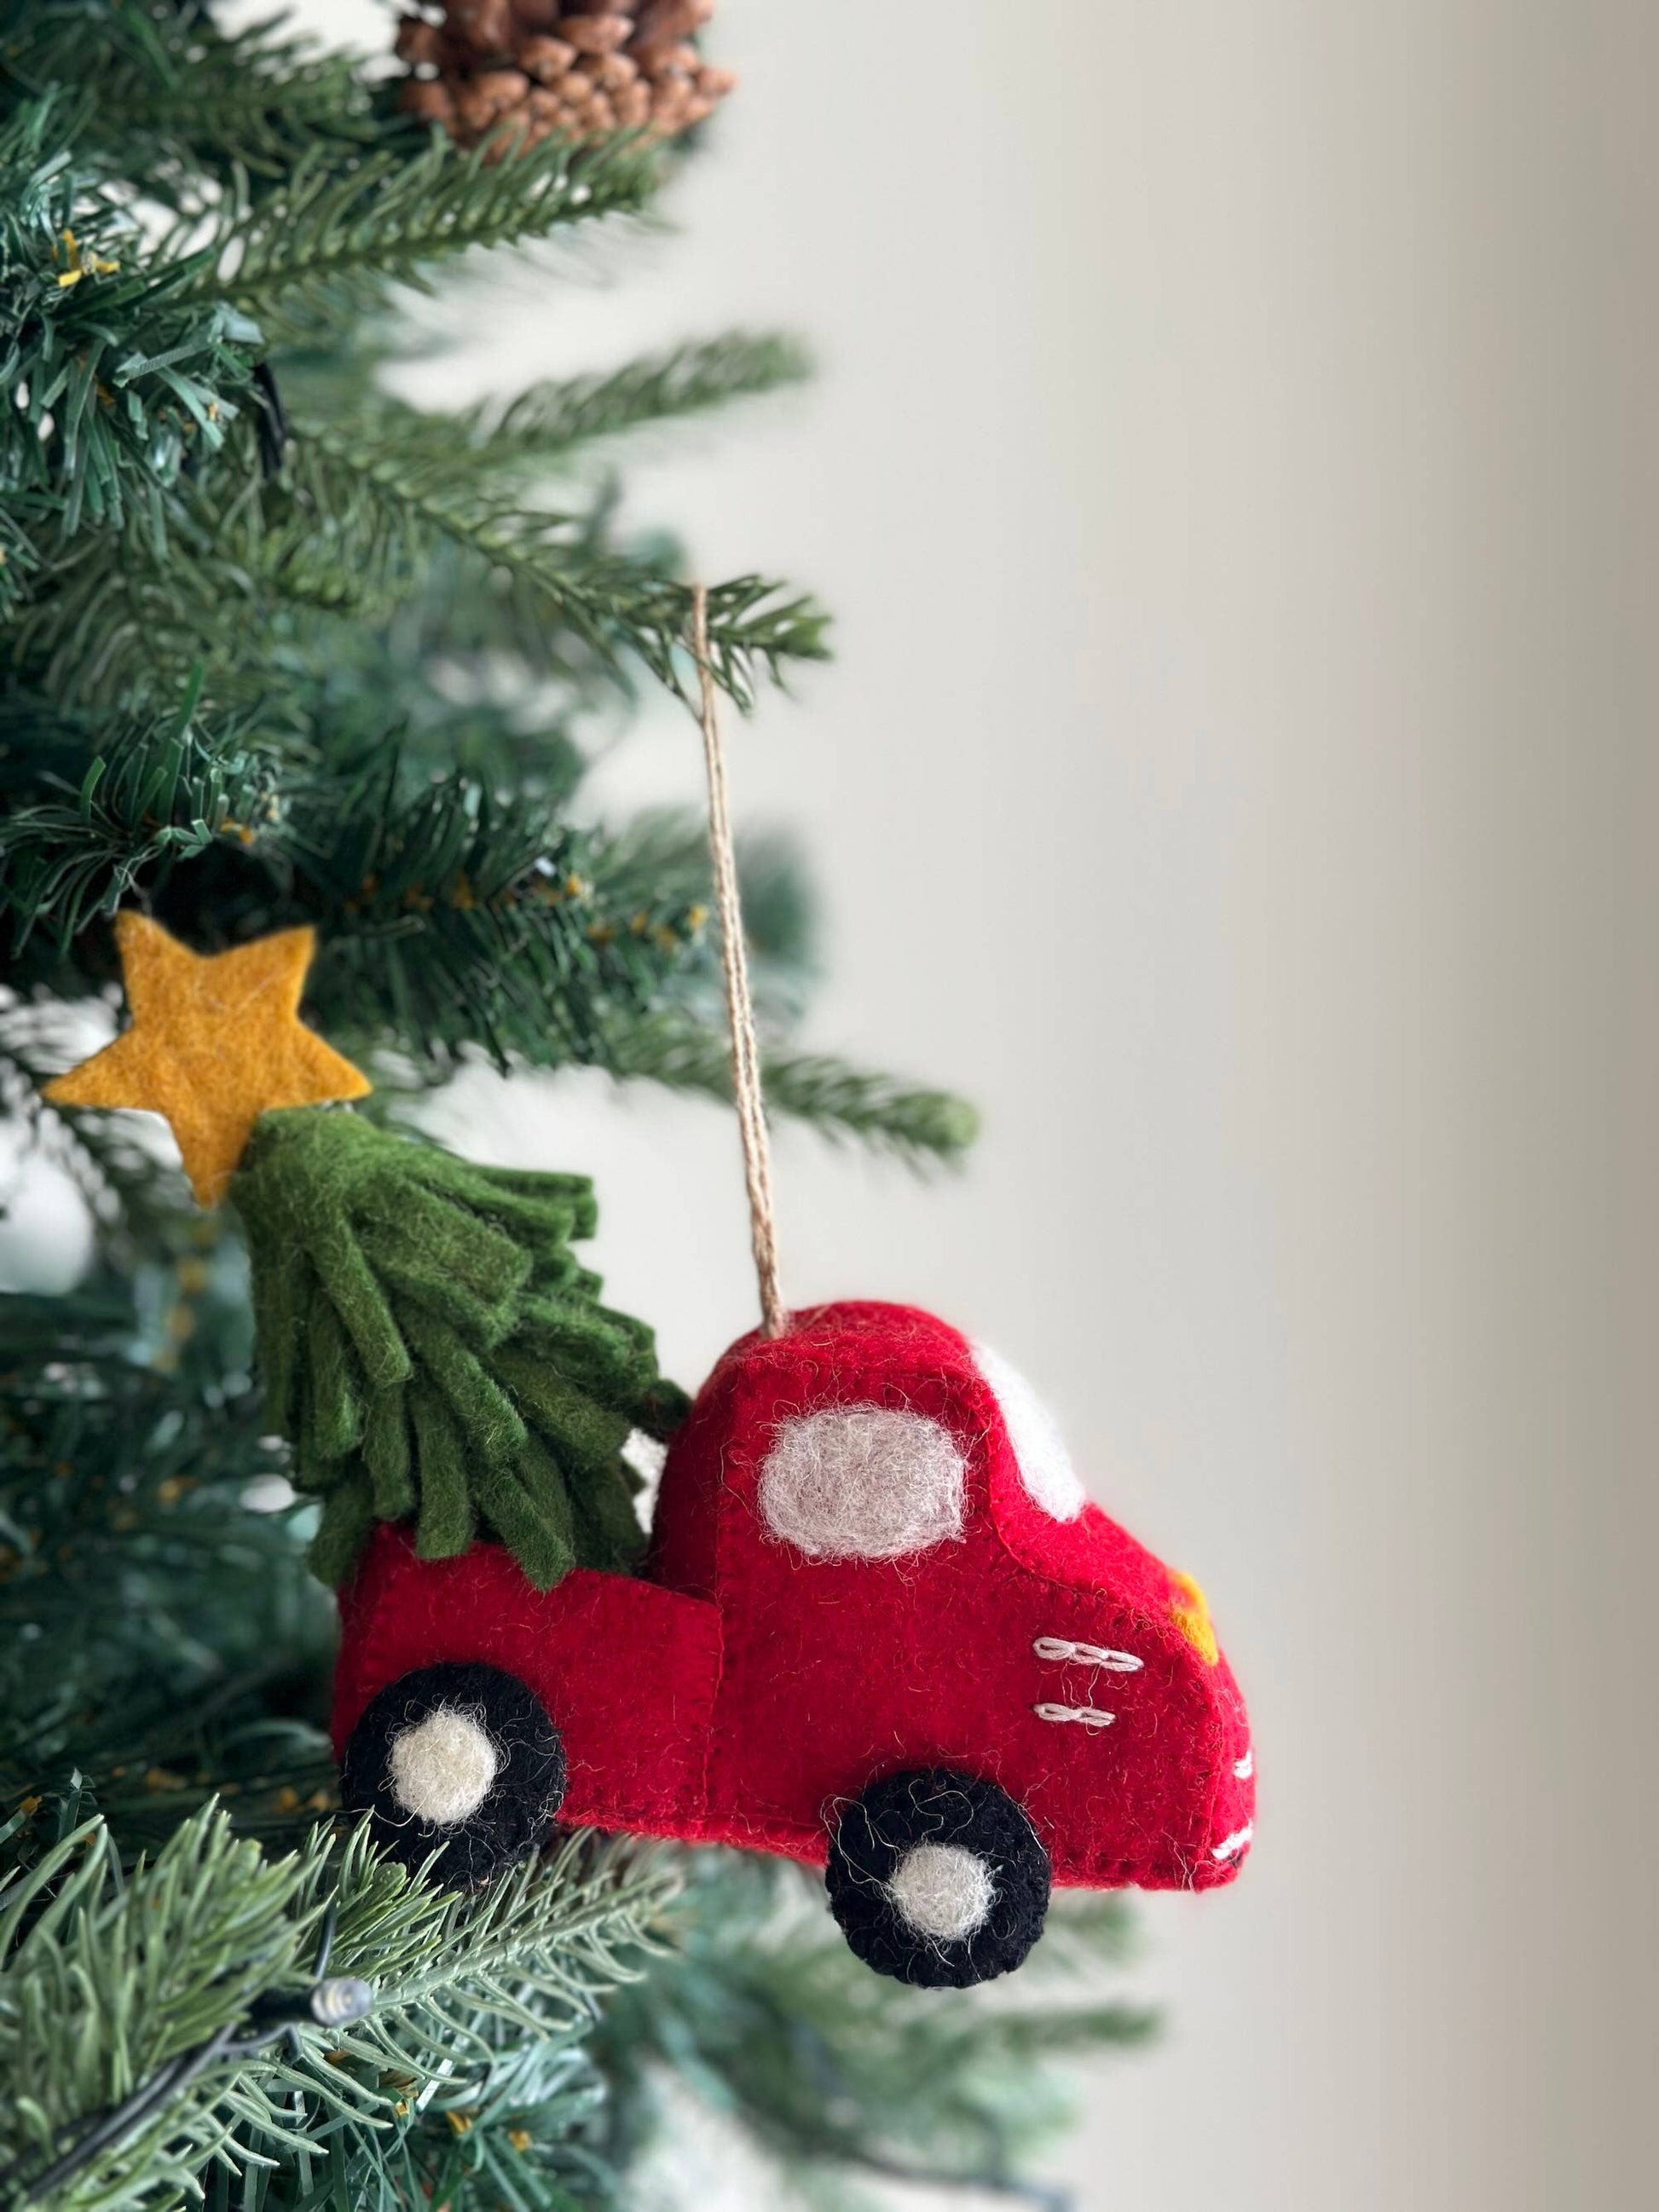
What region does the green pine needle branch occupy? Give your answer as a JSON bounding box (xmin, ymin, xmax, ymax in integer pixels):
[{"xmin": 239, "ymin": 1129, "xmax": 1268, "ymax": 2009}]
[
  {"xmin": 0, "ymin": 687, "xmax": 282, "ymax": 952},
  {"xmin": 0, "ymin": 1, "xmax": 384, "ymax": 185},
  {"xmin": 600, "ymin": 1851, "xmax": 1155, "ymax": 2206},
  {"xmin": 273, "ymin": 407, "xmax": 826, "ymax": 705},
  {"xmin": 0, "ymin": 95, "xmax": 262, "ymax": 537},
  {"xmin": 172, "ymin": 133, "xmax": 663, "ymax": 342},
  {"xmin": 604, "ymin": 1014, "xmax": 981, "ymax": 1168},
  {"xmin": 0, "ymin": 1805, "xmax": 673, "ymax": 2212},
  {"xmin": 453, "ymin": 332, "xmax": 815, "ymax": 470},
  {"xmin": 6, "ymin": 408, "xmax": 827, "ymax": 713}
]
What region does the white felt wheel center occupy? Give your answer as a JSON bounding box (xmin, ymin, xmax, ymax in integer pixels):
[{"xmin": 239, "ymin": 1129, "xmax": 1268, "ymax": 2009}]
[
  {"xmin": 388, "ymin": 1707, "xmax": 500, "ymax": 1827},
  {"xmin": 886, "ymin": 1842, "xmax": 997, "ymax": 1942}
]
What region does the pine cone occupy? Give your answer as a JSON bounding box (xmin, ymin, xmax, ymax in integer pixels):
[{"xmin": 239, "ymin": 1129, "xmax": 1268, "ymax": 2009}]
[{"xmin": 395, "ymin": 2, "xmax": 736, "ymax": 153}]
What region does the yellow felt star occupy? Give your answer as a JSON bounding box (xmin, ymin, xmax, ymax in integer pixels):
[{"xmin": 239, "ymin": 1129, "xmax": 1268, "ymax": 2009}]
[{"xmin": 45, "ymin": 913, "xmax": 370, "ymax": 1205}]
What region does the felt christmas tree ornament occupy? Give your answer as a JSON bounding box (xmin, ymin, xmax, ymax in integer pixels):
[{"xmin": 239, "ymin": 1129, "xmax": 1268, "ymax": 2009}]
[
  {"xmin": 44, "ymin": 914, "xmax": 686, "ymax": 1593},
  {"xmin": 235, "ymin": 1106, "xmax": 685, "ymax": 1587}
]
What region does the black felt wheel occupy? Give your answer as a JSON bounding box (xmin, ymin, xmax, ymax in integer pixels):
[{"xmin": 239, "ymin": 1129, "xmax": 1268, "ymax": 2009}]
[
  {"xmin": 825, "ymin": 1767, "xmax": 1052, "ymax": 1988},
  {"xmin": 340, "ymin": 1662, "xmax": 565, "ymax": 1890}
]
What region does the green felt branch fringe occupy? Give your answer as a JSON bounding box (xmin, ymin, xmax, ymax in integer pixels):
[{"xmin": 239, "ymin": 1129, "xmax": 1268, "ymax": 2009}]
[{"xmin": 234, "ymin": 1106, "xmax": 687, "ymax": 1589}]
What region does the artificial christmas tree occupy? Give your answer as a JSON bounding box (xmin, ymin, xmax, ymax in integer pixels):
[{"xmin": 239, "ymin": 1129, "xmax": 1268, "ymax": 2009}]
[{"xmin": 1, "ymin": 3, "xmax": 1174, "ymax": 2203}]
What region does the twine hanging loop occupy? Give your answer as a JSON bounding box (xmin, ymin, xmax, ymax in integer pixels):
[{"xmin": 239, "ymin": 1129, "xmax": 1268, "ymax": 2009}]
[{"xmin": 691, "ymin": 586, "xmax": 788, "ymax": 1339}]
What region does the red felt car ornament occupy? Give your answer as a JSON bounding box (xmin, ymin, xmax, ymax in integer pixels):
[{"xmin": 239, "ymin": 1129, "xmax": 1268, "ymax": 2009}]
[{"xmin": 335, "ymin": 1300, "xmax": 1255, "ymax": 1986}]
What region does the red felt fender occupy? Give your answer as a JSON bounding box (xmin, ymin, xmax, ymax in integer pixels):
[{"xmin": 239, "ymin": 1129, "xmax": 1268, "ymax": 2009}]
[{"xmin": 334, "ymin": 1302, "xmax": 1254, "ymax": 1889}]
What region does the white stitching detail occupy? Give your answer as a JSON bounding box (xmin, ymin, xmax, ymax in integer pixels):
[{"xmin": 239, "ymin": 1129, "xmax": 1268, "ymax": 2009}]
[
  {"xmin": 1032, "ymin": 1637, "xmax": 1143, "ymax": 1672},
  {"xmin": 1212, "ymin": 1822, "xmax": 1253, "ymax": 1861},
  {"xmin": 1234, "ymin": 1748, "xmax": 1253, "ymax": 1780},
  {"xmin": 1033, "ymin": 1702, "xmax": 1116, "ymax": 1730}
]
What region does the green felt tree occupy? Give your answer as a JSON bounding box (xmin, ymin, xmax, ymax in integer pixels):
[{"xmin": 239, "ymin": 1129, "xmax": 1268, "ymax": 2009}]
[
  {"xmin": 0, "ymin": 6, "xmax": 1147, "ymax": 2207},
  {"xmin": 235, "ymin": 1106, "xmax": 686, "ymax": 1590}
]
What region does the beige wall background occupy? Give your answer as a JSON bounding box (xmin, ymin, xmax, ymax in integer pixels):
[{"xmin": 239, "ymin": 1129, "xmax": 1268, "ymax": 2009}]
[{"xmin": 215, "ymin": 4, "xmax": 1659, "ymax": 2204}]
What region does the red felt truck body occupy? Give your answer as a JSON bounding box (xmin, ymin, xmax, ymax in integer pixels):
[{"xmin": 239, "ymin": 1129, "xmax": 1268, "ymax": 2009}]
[{"xmin": 333, "ymin": 1301, "xmax": 1254, "ymax": 1891}]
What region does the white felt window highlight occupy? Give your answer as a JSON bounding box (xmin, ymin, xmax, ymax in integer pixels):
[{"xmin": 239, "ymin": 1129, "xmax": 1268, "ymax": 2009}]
[
  {"xmin": 1234, "ymin": 1748, "xmax": 1254, "ymax": 1780},
  {"xmin": 1032, "ymin": 1636, "xmax": 1143, "ymax": 1672},
  {"xmin": 758, "ymin": 1405, "xmax": 966, "ymax": 1559},
  {"xmin": 972, "ymin": 1343, "xmax": 1087, "ymax": 1521},
  {"xmin": 1033, "ymin": 1701, "xmax": 1116, "ymax": 1730},
  {"xmin": 1212, "ymin": 1822, "xmax": 1254, "ymax": 1861}
]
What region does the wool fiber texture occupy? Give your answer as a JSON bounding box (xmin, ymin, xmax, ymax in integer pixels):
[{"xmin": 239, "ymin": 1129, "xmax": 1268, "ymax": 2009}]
[
  {"xmin": 341, "ymin": 1660, "xmax": 566, "ymax": 1888},
  {"xmin": 886, "ymin": 1840, "xmax": 997, "ymax": 1942},
  {"xmin": 43, "ymin": 913, "xmax": 369, "ymax": 1204},
  {"xmin": 645, "ymin": 1302, "xmax": 1257, "ymax": 1890},
  {"xmin": 827, "ymin": 1769, "xmax": 1050, "ymax": 1988},
  {"xmin": 972, "ymin": 1341, "xmax": 1087, "ymax": 1522},
  {"xmin": 388, "ymin": 1707, "xmax": 500, "ymax": 1826},
  {"xmin": 234, "ymin": 1106, "xmax": 687, "ymax": 1589},
  {"xmin": 757, "ymin": 1405, "xmax": 965, "ymax": 1558},
  {"xmin": 334, "ymin": 1529, "xmax": 724, "ymax": 1839},
  {"xmin": 331, "ymin": 1301, "xmax": 1256, "ymax": 1915}
]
